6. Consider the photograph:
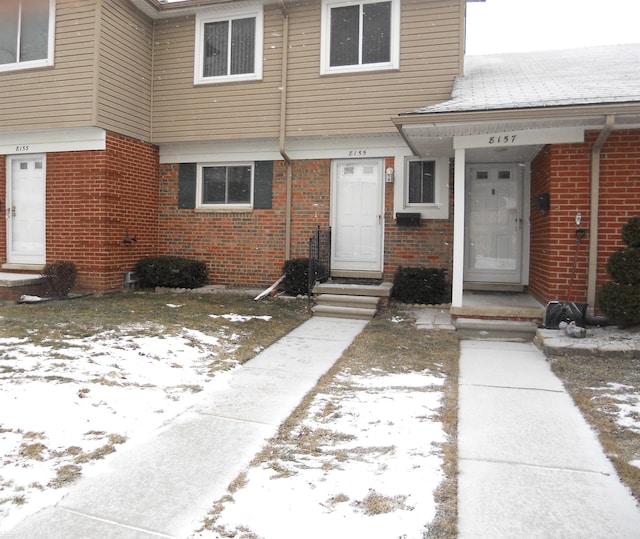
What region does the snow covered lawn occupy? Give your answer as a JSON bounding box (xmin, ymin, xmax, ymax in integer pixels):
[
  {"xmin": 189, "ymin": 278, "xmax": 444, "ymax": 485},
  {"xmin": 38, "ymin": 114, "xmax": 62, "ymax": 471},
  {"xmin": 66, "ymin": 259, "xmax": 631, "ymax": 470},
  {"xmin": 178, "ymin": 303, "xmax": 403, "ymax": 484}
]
[
  {"xmin": 196, "ymin": 316, "xmax": 460, "ymax": 538},
  {"xmin": 0, "ymin": 292, "xmax": 308, "ymax": 531}
]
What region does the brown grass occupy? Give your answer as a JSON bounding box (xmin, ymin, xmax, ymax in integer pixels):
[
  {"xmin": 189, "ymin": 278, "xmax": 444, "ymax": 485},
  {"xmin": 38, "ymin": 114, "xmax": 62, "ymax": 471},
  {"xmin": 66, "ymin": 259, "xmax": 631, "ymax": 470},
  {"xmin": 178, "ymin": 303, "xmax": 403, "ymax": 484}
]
[{"xmin": 551, "ymin": 356, "xmax": 640, "ymax": 503}]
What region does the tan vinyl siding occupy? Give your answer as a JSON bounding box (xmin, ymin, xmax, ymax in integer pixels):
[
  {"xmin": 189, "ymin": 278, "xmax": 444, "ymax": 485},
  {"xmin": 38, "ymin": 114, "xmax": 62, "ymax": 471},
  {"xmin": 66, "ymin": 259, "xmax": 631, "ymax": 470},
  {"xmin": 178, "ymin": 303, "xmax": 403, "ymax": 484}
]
[
  {"xmin": 97, "ymin": 0, "xmax": 153, "ymax": 141},
  {"xmin": 0, "ymin": 0, "xmax": 98, "ymax": 132},
  {"xmin": 150, "ymin": 0, "xmax": 462, "ymax": 143},
  {"xmin": 151, "ymin": 7, "xmax": 283, "ymax": 143},
  {"xmin": 285, "ymin": 0, "xmax": 461, "ymax": 137}
]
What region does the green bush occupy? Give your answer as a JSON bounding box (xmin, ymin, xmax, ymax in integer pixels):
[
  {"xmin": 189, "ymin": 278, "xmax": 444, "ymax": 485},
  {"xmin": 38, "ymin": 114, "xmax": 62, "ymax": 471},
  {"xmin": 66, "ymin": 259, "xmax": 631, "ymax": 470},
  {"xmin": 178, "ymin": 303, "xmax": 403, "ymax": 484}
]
[
  {"xmin": 282, "ymin": 258, "xmax": 310, "ymax": 296},
  {"xmin": 621, "ymin": 216, "xmax": 640, "ymax": 247},
  {"xmin": 597, "ymin": 282, "xmax": 640, "ymax": 327},
  {"xmin": 42, "ymin": 261, "xmax": 78, "ymax": 298},
  {"xmin": 392, "ymin": 267, "xmax": 449, "ymax": 304},
  {"xmin": 134, "ymin": 256, "xmax": 209, "ymax": 289},
  {"xmin": 606, "ymin": 248, "xmax": 640, "ymax": 285}
]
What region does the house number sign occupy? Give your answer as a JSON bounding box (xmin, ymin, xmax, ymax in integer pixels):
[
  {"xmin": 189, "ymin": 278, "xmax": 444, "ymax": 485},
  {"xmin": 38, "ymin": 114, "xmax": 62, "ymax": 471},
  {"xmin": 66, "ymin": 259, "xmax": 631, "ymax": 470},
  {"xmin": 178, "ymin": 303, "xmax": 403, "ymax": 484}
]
[
  {"xmin": 15, "ymin": 145, "xmax": 30, "ymax": 152},
  {"xmin": 347, "ymin": 149, "xmax": 368, "ymax": 157},
  {"xmin": 487, "ymin": 134, "xmax": 517, "ymax": 145}
]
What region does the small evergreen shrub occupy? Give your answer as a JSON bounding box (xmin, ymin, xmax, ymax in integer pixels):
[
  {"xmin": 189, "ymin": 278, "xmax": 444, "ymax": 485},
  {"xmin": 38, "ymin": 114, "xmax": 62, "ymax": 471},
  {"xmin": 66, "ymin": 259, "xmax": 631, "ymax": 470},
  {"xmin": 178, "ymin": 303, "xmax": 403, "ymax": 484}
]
[
  {"xmin": 392, "ymin": 267, "xmax": 449, "ymax": 304},
  {"xmin": 606, "ymin": 248, "xmax": 640, "ymax": 285},
  {"xmin": 282, "ymin": 258, "xmax": 310, "ymax": 296},
  {"xmin": 621, "ymin": 216, "xmax": 640, "ymax": 248},
  {"xmin": 134, "ymin": 256, "xmax": 209, "ymax": 289},
  {"xmin": 598, "ymin": 216, "xmax": 640, "ymax": 327},
  {"xmin": 597, "ymin": 283, "xmax": 640, "ymax": 328},
  {"xmin": 42, "ymin": 261, "xmax": 77, "ymax": 298}
]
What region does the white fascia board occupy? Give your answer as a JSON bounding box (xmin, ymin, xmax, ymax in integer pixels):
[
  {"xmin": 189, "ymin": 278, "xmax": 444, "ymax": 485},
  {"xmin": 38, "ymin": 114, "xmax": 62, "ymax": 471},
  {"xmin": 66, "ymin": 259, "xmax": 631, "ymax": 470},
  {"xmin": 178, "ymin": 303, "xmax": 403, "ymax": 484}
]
[
  {"xmin": 453, "ymin": 127, "xmax": 585, "ymax": 150},
  {"xmin": 0, "ymin": 127, "xmax": 106, "ymax": 155},
  {"xmin": 159, "ymin": 134, "xmax": 409, "ymax": 163}
]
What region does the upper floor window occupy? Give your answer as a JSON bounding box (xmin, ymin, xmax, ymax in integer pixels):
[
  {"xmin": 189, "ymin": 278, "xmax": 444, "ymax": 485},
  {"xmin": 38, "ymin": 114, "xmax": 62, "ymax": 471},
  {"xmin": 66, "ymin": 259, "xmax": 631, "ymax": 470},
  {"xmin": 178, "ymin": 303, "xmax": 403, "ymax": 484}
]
[
  {"xmin": 321, "ymin": 0, "xmax": 399, "ymax": 75},
  {"xmin": 0, "ymin": 0, "xmax": 55, "ymax": 72},
  {"xmin": 194, "ymin": 7, "xmax": 263, "ymax": 85}
]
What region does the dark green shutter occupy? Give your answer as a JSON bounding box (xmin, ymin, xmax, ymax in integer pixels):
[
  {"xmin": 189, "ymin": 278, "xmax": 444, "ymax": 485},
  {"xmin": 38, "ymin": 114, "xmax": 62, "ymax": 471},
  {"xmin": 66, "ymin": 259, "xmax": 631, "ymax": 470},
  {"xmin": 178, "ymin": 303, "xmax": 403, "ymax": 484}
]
[
  {"xmin": 253, "ymin": 161, "xmax": 273, "ymax": 209},
  {"xmin": 178, "ymin": 163, "xmax": 196, "ymax": 209}
]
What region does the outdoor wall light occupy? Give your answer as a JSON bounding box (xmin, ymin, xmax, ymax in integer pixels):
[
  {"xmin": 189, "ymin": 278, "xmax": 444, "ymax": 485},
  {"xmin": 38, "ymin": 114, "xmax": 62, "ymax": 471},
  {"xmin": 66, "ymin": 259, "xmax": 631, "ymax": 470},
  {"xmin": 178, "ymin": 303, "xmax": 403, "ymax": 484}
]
[{"xmin": 385, "ymin": 167, "xmax": 394, "ymax": 183}]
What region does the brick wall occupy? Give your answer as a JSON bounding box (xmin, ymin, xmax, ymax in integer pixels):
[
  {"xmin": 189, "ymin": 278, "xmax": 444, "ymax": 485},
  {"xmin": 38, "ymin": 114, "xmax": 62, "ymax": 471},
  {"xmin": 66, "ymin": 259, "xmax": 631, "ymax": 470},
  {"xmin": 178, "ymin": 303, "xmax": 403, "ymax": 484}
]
[
  {"xmin": 158, "ymin": 157, "xmax": 454, "ymax": 287},
  {"xmin": 45, "ymin": 132, "xmax": 159, "ymax": 291},
  {"xmin": 529, "ymin": 129, "xmax": 640, "ymax": 306}
]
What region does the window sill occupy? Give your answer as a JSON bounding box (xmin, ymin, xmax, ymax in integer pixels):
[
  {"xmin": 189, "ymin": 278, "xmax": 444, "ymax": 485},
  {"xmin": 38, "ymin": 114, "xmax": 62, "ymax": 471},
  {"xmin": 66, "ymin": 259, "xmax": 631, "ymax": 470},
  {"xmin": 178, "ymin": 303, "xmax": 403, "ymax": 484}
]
[{"xmin": 195, "ymin": 207, "xmax": 253, "ymax": 214}]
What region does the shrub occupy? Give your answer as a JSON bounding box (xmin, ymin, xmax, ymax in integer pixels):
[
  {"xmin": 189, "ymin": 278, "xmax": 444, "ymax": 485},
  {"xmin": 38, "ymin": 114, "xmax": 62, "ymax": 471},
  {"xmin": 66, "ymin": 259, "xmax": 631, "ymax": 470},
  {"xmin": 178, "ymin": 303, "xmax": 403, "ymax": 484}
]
[
  {"xmin": 282, "ymin": 258, "xmax": 310, "ymax": 296},
  {"xmin": 606, "ymin": 248, "xmax": 640, "ymax": 285},
  {"xmin": 621, "ymin": 216, "xmax": 640, "ymax": 247},
  {"xmin": 42, "ymin": 261, "xmax": 77, "ymax": 298},
  {"xmin": 134, "ymin": 256, "xmax": 209, "ymax": 289},
  {"xmin": 597, "ymin": 283, "xmax": 640, "ymax": 328},
  {"xmin": 392, "ymin": 267, "xmax": 449, "ymax": 305},
  {"xmin": 598, "ymin": 216, "xmax": 640, "ymax": 327}
]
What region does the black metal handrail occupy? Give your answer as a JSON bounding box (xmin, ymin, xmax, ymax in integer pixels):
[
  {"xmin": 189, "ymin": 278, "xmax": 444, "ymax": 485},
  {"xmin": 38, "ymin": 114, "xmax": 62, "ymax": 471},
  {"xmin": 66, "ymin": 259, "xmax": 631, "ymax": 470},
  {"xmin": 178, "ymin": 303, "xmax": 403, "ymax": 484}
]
[{"xmin": 308, "ymin": 226, "xmax": 331, "ymax": 304}]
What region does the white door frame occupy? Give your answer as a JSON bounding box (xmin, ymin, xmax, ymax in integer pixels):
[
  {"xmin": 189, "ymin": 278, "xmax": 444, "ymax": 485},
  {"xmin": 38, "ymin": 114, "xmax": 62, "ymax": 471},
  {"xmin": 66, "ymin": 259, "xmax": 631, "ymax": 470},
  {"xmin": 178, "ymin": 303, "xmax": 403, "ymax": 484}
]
[
  {"xmin": 6, "ymin": 154, "xmax": 47, "ymax": 265},
  {"xmin": 330, "ymin": 158, "xmax": 384, "ymax": 274}
]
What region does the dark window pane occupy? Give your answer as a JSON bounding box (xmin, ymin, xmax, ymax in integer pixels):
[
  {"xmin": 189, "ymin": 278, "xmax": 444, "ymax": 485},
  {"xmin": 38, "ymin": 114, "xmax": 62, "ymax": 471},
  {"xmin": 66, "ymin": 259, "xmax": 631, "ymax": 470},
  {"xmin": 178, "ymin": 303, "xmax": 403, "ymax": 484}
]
[
  {"xmin": 0, "ymin": 1, "xmax": 19, "ymax": 64},
  {"xmin": 408, "ymin": 161, "xmax": 435, "ymax": 204},
  {"xmin": 230, "ymin": 17, "xmax": 255, "ymax": 75},
  {"xmin": 362, "ymin": 2, "xmax": 390, "ymax": 64},
  {"xmin": 330, "ymin": 5, "xmax": 359, "ymax": 67},
  {"xmin": 203, "ymin": 21, "xmax": 229, "ymax": 77},
  {"xmin": 227, "ymin": 166, "xmax": 252, "ymax": 203},
  {"xmin": 202, "ymin": 167, "xmax": 226, "ymax": 203},
  {"xmin": 20, "ymin": 0, "xmax": 49, "ymax": 61}
]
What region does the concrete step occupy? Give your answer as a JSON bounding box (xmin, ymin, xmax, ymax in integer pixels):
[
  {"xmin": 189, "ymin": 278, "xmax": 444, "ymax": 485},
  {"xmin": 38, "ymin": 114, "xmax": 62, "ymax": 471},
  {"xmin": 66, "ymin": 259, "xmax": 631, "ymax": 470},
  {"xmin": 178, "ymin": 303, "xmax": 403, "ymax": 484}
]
[
  {"xmin": 315, "ymin": 294, "xmax": 380, "ymax": 309},
  {"xmin": 311, "ymin": 304, "xmax": 378, "ymax": 320},
  {"xmin": 313, "ymin": 282, "xmax": 393, "ymax": 298},
  {"xmin": 454, "ymin": 317, "xmax": 539, "ymax": 341}
]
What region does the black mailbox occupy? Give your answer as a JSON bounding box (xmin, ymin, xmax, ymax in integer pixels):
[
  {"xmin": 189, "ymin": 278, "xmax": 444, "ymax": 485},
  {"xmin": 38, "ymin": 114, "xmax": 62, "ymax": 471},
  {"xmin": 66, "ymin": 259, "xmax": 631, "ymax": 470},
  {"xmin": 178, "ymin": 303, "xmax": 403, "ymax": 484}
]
[
  {"xmin": 536, "ymin": 193, "xmax": 550, "ymax": 211},
  {"xmin": 396, "ymin": 212, "xmax": 421, "ymax": 226}
]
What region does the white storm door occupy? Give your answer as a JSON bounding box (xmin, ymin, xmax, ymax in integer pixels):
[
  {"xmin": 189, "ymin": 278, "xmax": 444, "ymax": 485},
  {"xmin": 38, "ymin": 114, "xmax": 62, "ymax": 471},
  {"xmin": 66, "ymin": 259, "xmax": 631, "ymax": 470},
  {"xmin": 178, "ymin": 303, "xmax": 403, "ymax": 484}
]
[
  {"xmin": 331, "ymin": 159, "xmax": 383, "ymax": 272},
  {"xmin": 464, "ymin": 165, "xmax": 523, "ymax": 284},
  {"xmin": 7, "ymin": 155, "xmax": 46, "ymax": 265}
]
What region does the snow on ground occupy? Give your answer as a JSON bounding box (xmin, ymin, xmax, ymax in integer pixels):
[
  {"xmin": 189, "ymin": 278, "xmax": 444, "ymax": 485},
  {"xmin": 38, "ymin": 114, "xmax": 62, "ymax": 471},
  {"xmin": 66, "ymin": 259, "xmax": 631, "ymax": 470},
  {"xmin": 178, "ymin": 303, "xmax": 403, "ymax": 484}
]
[
  {"xmin": 590, "ymin": 383, "xmax": 640, "ymax": 435},
  {"xmin": 197, "ymin": 369, "xmax": 447, "ymax": 539},
  {"xmin": 0, "ymin": 312, "xmax": 268, "ymax": 530}
]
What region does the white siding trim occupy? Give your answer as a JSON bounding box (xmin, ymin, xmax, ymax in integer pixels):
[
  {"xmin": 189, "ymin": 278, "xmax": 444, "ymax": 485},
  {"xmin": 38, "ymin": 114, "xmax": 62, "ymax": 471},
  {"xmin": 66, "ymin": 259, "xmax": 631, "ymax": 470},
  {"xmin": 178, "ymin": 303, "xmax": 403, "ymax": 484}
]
[{"xmin": 0, "ymin": 128, "xmax": 106, "ymax": 155}]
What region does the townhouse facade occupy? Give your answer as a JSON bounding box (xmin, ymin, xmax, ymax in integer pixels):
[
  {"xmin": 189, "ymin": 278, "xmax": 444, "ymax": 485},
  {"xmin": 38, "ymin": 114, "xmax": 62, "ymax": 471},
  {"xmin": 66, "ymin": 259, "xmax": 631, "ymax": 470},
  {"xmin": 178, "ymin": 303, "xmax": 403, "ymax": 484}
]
[{"xmin": 1, "ymin": 0, "xmax": 639, "ymax": 316}]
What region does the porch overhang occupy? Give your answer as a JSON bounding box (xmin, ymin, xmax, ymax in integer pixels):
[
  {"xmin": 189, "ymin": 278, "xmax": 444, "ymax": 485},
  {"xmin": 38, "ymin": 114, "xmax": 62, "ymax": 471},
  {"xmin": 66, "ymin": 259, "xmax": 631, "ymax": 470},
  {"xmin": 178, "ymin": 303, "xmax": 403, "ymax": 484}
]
[{"xmin": 392, "ymin": 103, "xmax": 640, "ymax": 159}]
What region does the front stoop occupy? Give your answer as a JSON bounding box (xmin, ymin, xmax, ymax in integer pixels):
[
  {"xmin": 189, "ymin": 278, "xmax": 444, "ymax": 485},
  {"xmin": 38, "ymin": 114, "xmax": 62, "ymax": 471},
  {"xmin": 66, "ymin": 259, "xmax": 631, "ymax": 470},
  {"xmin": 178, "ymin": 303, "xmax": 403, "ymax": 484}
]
[
  {"xmin": 0, "ymin": 272, "xmax": 44, "ymax": 302},
  {"xmin": 312, "ymin": 282, "xmax": 393, "ymax": 320}
]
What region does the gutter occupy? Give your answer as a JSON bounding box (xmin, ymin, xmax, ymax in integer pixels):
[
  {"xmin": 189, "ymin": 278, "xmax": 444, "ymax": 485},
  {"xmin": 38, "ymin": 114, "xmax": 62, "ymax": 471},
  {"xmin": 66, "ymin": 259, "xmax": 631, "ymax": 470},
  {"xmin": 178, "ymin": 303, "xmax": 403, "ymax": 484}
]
[
  {"xmin": 279, "ymin": 0, "xmax": 293, "ymax": 260},
  {"xmin": 587, "ymin": 114, "xmax": 615, "ymax": 316}
]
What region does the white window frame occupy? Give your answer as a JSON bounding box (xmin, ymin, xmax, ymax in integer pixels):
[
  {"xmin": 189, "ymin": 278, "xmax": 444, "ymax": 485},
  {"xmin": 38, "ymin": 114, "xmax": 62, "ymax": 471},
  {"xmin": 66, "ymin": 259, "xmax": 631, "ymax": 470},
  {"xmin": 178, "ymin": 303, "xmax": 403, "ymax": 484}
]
[
  {"xmin": 196, "ymin": 163, "xmax": 254, "ymax": 211},
  {"xmin": 320, "ymin": 0, "xmax": 400, "ymax": 75},
  {"xmin": 0, "ymin": 0, "xmax": 55, "ymax": 73},
  {"xmin": 194, "ymin": 6, "xmax": 263, "ymax": 85},
  {"xmin": 399, "ymin": 157, "xmax": 449, "ymax": 219}
]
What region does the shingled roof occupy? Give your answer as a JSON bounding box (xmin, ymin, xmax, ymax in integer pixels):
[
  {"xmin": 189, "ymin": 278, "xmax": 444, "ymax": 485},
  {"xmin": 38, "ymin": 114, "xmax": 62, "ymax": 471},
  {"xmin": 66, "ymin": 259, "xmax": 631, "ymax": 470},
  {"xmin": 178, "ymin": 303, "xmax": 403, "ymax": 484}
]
[{"xmin": 410, "ymin": 44, "xmax": 640, "ymax": 115}]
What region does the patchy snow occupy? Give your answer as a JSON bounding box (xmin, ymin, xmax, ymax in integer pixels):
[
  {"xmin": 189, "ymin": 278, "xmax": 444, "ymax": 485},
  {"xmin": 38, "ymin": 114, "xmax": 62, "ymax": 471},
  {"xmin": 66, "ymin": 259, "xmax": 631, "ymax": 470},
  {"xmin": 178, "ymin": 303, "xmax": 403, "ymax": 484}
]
[
  {"xmin": 209, "ymin": 313, "xmax": 272, "ymax": 322},
  {"xmin": 2, "ymin": 313, "xmax": 448, "ymax": 537},
  {"xmin": 0, "ymin": 322, "xmax": 244, "ymax": 530},
  {"xmin": 197, "ymin": 370, "xmax": 447, "ymax": 538},
  {"xmin": 589, "ymin": 382, "xmax": 640, "ymax": 446}
]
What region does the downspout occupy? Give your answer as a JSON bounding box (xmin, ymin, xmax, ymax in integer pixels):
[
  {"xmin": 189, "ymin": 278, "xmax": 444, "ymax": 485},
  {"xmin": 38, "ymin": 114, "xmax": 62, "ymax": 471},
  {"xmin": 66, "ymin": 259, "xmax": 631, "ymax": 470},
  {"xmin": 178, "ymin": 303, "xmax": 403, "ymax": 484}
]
[
  {"xmin": 586, "ymin": 114, "xmax": 615, "ymax": 317},
  {"xmin": 279, "ymin": 0, "xmax": 292, "ymax": 260}
]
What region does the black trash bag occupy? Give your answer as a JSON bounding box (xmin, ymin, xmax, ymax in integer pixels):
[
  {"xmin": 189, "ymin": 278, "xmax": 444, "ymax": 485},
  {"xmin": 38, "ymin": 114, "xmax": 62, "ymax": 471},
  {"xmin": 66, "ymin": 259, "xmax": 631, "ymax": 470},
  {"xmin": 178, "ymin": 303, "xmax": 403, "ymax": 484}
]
[{"xmin": 543, "ymin": 301, "xmax": 588, "ymax": 329}]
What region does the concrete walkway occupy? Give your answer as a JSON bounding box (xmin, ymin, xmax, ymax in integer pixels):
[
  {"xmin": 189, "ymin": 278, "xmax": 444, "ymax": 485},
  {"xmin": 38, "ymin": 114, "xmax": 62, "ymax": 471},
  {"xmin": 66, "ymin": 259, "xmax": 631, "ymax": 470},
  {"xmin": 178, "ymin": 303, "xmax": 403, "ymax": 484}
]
[
  {"xmin": 458, "ymin": 340, "xmax": 640, "ymax": 538},
  {"xmin": 6, "ymin": 317, "xmax": 368, "ymax": 539}
]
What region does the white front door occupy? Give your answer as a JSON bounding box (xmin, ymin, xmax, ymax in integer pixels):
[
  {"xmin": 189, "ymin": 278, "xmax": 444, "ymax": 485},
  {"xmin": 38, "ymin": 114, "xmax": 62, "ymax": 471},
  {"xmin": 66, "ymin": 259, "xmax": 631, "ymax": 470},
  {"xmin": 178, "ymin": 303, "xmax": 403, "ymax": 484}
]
[
  {"xmin": 331, "ymin": 159, "xmax": 384, "ymax": 272},
  {"xmin": 464, "ymin": 164, "xmax": 523, "ymax": 284},
  {"xmin": 7, "ymin": 155, "xmax": 46, "ymax": 265}
]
